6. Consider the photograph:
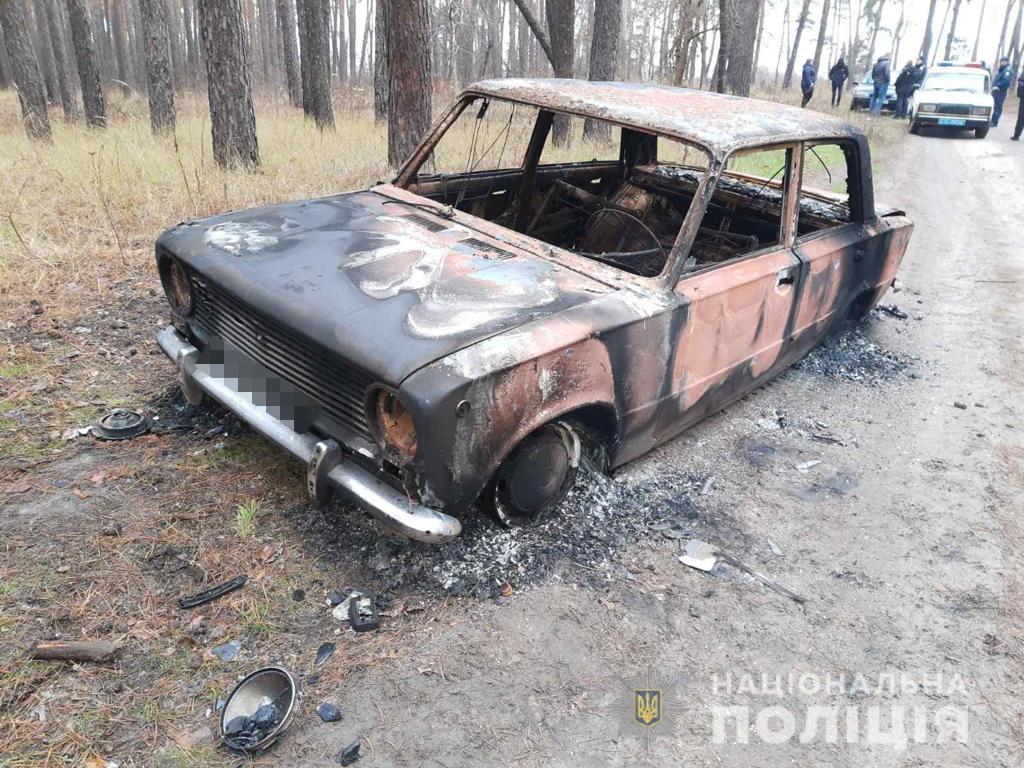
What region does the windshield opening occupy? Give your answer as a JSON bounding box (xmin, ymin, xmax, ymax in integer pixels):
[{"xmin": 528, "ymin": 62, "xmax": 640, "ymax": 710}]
[
  {"xmin": 923, "ymin": 72, "xmax": 989, "ymax": 93},
  {"xmin": 401, "ymin": 96, "xmax": 714, "ymax": 279}
]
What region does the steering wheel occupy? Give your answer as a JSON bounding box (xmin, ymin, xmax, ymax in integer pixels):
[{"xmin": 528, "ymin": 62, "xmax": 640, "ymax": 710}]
[{"xmin": 581, "ymin": 207, "xmax": 666, "ymax": 262}]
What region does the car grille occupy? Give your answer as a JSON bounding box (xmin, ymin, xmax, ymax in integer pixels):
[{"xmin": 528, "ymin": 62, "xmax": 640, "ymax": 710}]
[
  {"xmin": 188, "ymin": 275, "xmax": 375, "ymax": 443},
  {"xmin": 936, "ymin": 104, "xmax": 972, "ymax": 115}
]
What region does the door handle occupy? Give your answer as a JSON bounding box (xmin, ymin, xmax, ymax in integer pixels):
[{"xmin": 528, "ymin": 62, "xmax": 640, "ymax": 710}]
[{"xmin": 776, "ymin": 270, "xmax": 796, "ymax": 287}]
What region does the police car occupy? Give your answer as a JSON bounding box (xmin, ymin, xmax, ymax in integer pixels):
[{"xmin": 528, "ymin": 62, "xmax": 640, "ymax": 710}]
[{"xmin": 909, "ymin": 63, "xmax": 993, "ymax": 138}]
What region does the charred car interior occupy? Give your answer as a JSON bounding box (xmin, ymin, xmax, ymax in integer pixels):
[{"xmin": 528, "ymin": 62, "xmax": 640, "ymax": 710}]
[{"xmin": 404, "ymin": 95, "xmax": 856, "ymax": 278}]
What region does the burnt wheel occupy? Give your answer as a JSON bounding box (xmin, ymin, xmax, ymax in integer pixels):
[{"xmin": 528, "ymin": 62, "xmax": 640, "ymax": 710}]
[{"xmin": 490, "ymin": 421, "xmax": 581, "ymax": 527}]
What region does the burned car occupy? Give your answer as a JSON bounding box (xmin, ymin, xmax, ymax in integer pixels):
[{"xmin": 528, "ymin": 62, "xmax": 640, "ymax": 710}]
[{"xmin": 156, "ymin": 80, "xmax": 912, "ymax": 542}]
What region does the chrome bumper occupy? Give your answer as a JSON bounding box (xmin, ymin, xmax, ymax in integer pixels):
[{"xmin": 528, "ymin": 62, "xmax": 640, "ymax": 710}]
[{"xmin": 157, "ymin": 326, "xmax": 461, "ymax": 543}]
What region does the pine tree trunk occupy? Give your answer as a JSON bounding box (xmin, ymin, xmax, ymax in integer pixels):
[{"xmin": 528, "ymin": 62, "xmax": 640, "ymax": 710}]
[
  {"xmin": 43, "ymin": 0, "xmax": 80, "ymax": 119},
  {"xmin": 0, "ymin": 0, "xmax": 52, "ymax": 140},
  {"xmin": 0, "ymin": 25, "xmax": 11, "ymax": 89},
  {"xmin": 297, "ymin": 0, "xmax": 333, "ymax": 128},
  {"xmin": 546, "ymin": 0, "xmax": 574, "ymax": 144},
  {"xmin": 373, "ymin": 0, "xmax": 388, "ymax": 120},
  {"xmin": 111, "ymin": 0, "xmax": 131, "ymax": 95},
  {"xmin": 781, "ymin": 0, "xmax": 811, "ymax": 88},
  {"xmin": 943, "ymin": 0, "xmax": 962, "ymax": 59},
  {"xmin": 812, "ymin": 0, "xmax": 830, "ymax": 74},
  {"xmin": 139, "ymin": 0, "xmax": 175, "ymax": 132},
  {"xmin": 197, "ymin": 0, "xmax": 259, "ymax": 167},
  {"xmin": 31, "ymin": 0, "xmax": 59, "ymax": 105},
  {"xmin": 386, "ymin": 0, "xmax": 431, "ymax": 167},
  {"xmin": 347, "ymin": 0, "xmax": 356, "ymax": 77},
  {"xmin": 582, "ymin": 0, "xmax": 619, "ymax": 140},
  {"xmin": 276, "ymin": 0, "xmax": 301, "ymax": 106},
  {"xmin": 66, "ymin": 0, "xmax": 106, "ymax": 126},
  {"xmin": 920, "ymin": 0, "xmax": 939, "ymax": 59}
]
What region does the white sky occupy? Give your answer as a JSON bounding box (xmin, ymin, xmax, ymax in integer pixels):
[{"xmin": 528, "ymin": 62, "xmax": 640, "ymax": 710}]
[{"xmin": 755, "ymin": 0, "xmax": 1016, "ymax": 77}]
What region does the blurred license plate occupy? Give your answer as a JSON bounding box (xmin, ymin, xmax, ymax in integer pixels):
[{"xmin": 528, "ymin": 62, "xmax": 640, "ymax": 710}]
[{"xmin": 938, "ymin": 117, "xmax": 966, "ymax": 126}]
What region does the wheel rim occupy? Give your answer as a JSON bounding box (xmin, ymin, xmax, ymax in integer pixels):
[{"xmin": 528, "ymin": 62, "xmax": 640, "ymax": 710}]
[{"xmin": 494, "ymin": 422, "xmax": 581, "ymax": 527}]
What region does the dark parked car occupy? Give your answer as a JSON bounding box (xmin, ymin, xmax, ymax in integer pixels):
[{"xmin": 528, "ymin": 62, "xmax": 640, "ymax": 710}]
[{"xmin": 156, "ymin": 80, "xmax": 913, "ymax": 542}]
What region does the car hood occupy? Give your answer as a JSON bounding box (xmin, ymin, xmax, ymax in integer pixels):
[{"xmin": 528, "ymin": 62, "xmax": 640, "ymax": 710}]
[
  {"xmin": 914, "ymin": 88, "xmax": 993, "ymax": 107},
  {"xmin": 157, "ymin": 190, "xmax": 612, "ymax": 385}
]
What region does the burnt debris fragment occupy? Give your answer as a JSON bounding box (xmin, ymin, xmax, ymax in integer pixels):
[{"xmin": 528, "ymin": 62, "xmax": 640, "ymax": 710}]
[
  {"xmin": 178, "ymin": 575, "xmax": 248, "ymax": 609},
  {"xmin": 348, "ymin": 594, "xmax": 380, "ymax": 633},
  {"xmin": 317, "ymin": 702, "xmax": 343, "ymax": 722},
  {"xmin": 337, "ymin": 740, "xmax": 361, "ymax": 765}
]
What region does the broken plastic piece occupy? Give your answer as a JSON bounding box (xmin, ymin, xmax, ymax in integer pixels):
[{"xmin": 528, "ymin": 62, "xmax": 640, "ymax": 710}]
[{"xmin": 178, "ymin": 575, "xmax": 248, "ymax": 609}]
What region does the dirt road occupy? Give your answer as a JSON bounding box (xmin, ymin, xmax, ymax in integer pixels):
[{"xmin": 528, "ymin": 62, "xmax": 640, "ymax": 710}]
[{"xmin": 2, "ymin": 121, "xmax": 1022, "ymax": 767}]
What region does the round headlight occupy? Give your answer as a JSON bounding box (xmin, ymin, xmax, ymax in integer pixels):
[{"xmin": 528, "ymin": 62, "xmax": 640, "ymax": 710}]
[
  {"xmin": 158, "ymin": 255, "xmax": 192, "ymax": 317},
  {"xmin": 374, "ymin": 390, "xmax": 417, "ymax": 458}
]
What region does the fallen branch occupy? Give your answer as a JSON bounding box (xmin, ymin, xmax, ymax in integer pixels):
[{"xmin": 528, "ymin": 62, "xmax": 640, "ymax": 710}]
[{"xmin": 30, "ymin": 640, "xmax": 123, "ymax": 663}]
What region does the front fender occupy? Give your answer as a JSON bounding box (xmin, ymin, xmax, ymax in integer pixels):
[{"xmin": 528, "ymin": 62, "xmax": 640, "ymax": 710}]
[{"xmin": 400, "ymin": 327, "xmax": 618, "ymax": 511}]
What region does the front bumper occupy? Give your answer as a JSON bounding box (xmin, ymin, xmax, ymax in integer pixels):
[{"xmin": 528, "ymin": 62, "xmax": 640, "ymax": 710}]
[
  {"xmin": 914, "ymin": 114, "xmax": 989, "ymax": 126},
  {"xmin": 157, "ymin": 326, "xmax": 462, "ymax": 543}
]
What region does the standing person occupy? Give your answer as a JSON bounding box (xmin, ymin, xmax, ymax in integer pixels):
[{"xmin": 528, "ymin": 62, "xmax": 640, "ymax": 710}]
[
  {"xmin": 912, "ymin": 56, "xmax": 927, "ymax": 87},
  {"xmin": 828, "ymin": 58, "xmax": 849, "ymax": 107},
  {"xmin": 1011, "ymin": 71, "xmax": 1024, "ymax": 140},
  {"xmin": 894, "ymin": 61, "xmax": 916, "ymax": 119},
  {"xmin": 869, "ymin": 54, "xmax": 891, "ymax": 115},
  {"xmin": 801, "ymin": 59, "xmax": 817, "ymax": 108},
  {"xmin": 992, "ymin": 57, "xmax": 1011, "ymax": 127}
]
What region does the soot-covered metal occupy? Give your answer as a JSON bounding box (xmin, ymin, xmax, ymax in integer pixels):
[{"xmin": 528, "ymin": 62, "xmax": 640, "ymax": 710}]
[{"xmin": 154, "ymin": 79, "xmax": 913, "ymax": 541}]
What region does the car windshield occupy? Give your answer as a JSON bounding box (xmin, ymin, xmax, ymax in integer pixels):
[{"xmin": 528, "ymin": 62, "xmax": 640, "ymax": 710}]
[{"xmin": 924, "ymin": 72, "xmax": 988, "ymax": 93}]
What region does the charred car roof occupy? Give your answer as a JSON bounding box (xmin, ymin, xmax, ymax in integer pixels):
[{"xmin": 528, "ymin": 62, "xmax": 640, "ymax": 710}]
[{"xmin": 465, "ymin": 79, "xmax": 864, "ymax": 156}]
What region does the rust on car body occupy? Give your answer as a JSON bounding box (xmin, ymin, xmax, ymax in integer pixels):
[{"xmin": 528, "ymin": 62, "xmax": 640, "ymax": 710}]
[{"xmin": 155, "ymin": 79, "xmax": 913, "ymax": 540}]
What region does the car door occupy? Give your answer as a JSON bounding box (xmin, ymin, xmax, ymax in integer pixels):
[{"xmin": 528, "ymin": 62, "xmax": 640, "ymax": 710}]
[
  {"xmin": 661, "ymin": 144, "xmax": 804, "ymax": 436},
  {"xmin": 787, "ymin": 139, "xmax": 906, "ymax": 356}
]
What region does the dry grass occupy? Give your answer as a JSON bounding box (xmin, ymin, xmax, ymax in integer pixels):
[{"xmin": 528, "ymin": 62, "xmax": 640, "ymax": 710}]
[{"xmin": 0, "ymin": 80, "xmax": 909, "ymax": 766}]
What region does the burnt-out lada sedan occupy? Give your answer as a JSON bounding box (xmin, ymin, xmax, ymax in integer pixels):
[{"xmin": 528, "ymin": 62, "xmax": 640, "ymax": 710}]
[{"xmin": 156, "ymin": 79, "xmax": 913, "ymax": 542}]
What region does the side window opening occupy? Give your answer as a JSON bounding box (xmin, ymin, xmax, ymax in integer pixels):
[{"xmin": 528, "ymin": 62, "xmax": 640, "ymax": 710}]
[
  {"xmin": 404, "ymin": 97, "xmax": 713, "ymax": 279},
  {"xmin": 798, "ymin": 141, "xmax": 855, "ymax": 235},
  {"xmin": 683, "ymin": 147, "xmax": 791, "ymax": 270}
]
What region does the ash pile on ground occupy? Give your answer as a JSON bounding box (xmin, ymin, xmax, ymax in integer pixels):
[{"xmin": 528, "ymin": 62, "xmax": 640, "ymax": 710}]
[
  {"xmin": 794, "ymin": 319, "xmax": 911, "ymax": 384},
  {"xmin": 301, "ymin": 467, "xmax": 718, "ymax": 600}
]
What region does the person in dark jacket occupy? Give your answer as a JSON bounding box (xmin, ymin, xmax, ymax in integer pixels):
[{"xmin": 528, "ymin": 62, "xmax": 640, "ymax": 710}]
[
  {"xmin": 912, "ymin": 57, "xmax": 927, "ymax": 86},
  {"xmin": 801, "ymin": 60, "xmax": 817, "ymax": 108},
  {"xmin": 1011, "ymin": 71, "xmax": 1024, "ymax": 140},
  {"xmin": 893, "ymin": 61, "xmax": 916, "ymax": 119},
  {"xmin": 869, "ymin": 55, "xmax": 891, "ymax": 115},
  {"xmin": 992, "ymin": 57, "xmax": 1012, "ymax": 126},
  {"xmin": 828, "ymin": 58, "xmax": 849, "ymax": 107}
]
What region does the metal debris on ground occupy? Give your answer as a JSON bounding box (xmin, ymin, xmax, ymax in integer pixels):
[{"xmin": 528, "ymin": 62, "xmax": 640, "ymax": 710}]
[
  {"xmin": 317, "ymin": 702, "xmax": 343, "ymax": 722},
  {"xmin": 875, "ymin": 304, "xmax": 909, "ymax": 319},
  {"xmin": 91, "ymin": 409, "xmax": 150, "ymax": 440},
  {"xmin": 679, "ymin": 540, "xmax": 808, "ymax": 604},
  {"xmin": 220, "ymin": 667, "xmax": 299, "ymax": 754},
  {"xmin": 178, "ymin": 575, "xmax": 248, "ymax": 609},
  {"xmin": 331, "ymin": 588, "xmax": 369, "ymax": 622},
  {"xmin": 337, "ymin": 740, "xmax": 361, "ymax": 765},
  {"xmin": 30, "ymin": 639, "xmax": 122, "ymax": 663},
  {"xmin": 348, "ymin": 593, "xmax": 380, "ymax": 633},
  {"xmin": 314, "ymin": 642, "xmax": 335, "ymax": 666}
]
